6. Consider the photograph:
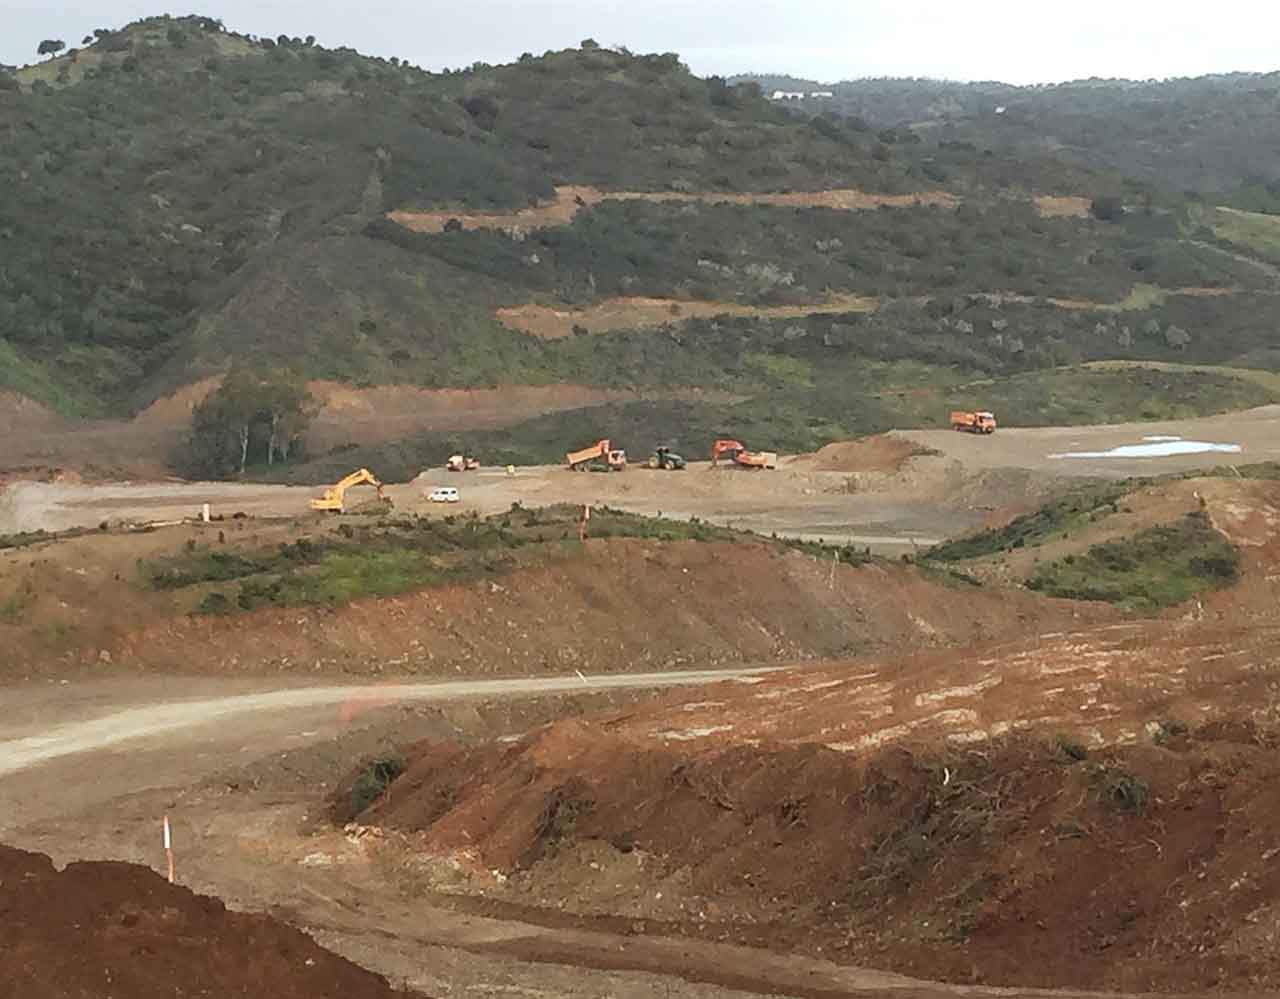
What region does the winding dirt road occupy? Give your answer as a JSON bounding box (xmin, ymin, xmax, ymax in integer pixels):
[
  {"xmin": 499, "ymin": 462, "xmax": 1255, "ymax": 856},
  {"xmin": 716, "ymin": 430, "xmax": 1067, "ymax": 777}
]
[{"xmin": 0, "ymin": 668, "xmax": 779, "ymax": 779}]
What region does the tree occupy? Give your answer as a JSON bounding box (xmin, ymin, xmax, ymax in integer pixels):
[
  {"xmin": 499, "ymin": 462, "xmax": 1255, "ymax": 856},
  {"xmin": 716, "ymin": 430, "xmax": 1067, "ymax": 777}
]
[
  {"xmin": 37, "ymin": 39, "xmax": 66, "ymax": 60},
  {"xmin": 1090, "ymin": 195, "xmax": 1124, "ymax": 221},
  {"xmin": 181, "ymin": 368, "xmax": 314, "ymax": 478}
]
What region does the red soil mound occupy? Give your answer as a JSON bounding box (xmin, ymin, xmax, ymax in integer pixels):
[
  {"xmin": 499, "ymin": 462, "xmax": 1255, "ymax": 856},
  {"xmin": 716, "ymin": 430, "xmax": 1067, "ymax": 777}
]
[
  {"xmin": 0, "ymin": 843, "xmax": 420, "ymax": 998},
  {"xmin": 348, "ymin": 710, "xmax": 1280, "ymax": 993}
]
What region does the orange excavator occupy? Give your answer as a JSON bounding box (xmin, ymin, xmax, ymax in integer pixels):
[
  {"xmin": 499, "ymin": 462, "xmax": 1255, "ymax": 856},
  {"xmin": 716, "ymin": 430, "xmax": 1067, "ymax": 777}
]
[
  {"xmin": 310, "ymin": 468, "xmax": 389, "ymax": 512},
  {"xmin": 710, "ymin": 439, "xmax": 778, "ymax": 469},
  {"xmin": 566, "ymin": 439, "xmax": 627, "ymax": 471}
]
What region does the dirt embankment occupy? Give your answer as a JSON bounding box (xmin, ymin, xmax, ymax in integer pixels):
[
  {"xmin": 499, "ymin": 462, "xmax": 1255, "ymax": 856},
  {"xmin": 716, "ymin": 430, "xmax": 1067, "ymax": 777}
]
[
  {"xmin": 495, "ymin": 294, "xmax": 878, "ymax": 338},
  {"xmin": 388, "ymin": 185, "xmax": 958, "ymax": 235},
  {"xmin": 1033, "ymin": 195, "xmax": 1091, "ymax": 218},
  {"xmin": 352, "ymin": 718, "xmax": 1280, "ymax": 994},
  {"xmin": 0, "ymin": 843, "xmax": 419, "ymax": 999},
  {"xmin": 0, "ymin": 535, "xmax": 1110, "ymax": 677},
  {"xmin": 337, "ymin": 612, "xmax": 1280, "ymax": 994}
]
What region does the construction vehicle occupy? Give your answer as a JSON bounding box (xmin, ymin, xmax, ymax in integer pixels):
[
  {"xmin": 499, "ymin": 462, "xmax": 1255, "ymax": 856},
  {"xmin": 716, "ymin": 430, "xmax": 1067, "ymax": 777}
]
[
  {"xmin": 710, "ymin": 439, "xmax": 778, "ymax": 470},
  {"xmin": 566, "ymin": 439, "xmax": 627, "ymax": 471},
  {"xmin": 646, "ymin": 447, "xmax": 686, "ymax": 470},
  {"xmin": 310, "ymin": 468, "xmax": 389, "ymax": 513},
  {"xmin": 950, "ymin": 410, "xmax": 997, "ymax": 434},
  {"xmin": 446, "ymin": 453, "xmax": 481, "ymax": 472}
]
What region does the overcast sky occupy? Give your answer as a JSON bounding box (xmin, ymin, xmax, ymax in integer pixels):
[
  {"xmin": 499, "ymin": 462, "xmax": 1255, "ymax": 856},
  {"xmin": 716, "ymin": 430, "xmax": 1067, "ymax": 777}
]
[{"xmin": 5, "ymin": 1, "xmax": 1279, "ymax": 84}]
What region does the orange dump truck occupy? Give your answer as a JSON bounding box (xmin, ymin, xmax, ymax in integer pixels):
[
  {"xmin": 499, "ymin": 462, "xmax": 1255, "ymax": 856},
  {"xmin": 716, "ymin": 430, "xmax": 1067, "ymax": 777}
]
[
  {"xmin": 566, "ymin": 439, "xmax": 627, "ymax": 471},
  {"xmin": 950, "ymin": 410, "xmax": 997, "ymax": 434}
]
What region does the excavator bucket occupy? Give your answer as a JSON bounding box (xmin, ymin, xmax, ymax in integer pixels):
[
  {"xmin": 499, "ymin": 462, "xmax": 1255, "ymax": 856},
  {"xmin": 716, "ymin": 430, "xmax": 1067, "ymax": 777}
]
[{"xmin": 311, "ymin": 468, "xmax": 388, "ymax": 513}]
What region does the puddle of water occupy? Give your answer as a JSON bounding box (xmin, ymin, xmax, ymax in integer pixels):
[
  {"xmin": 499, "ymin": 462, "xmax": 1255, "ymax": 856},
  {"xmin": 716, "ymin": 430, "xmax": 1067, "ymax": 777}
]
[{"xmin": 1051, "ymin": 438, "xmax": 1242, "ymax": 459}]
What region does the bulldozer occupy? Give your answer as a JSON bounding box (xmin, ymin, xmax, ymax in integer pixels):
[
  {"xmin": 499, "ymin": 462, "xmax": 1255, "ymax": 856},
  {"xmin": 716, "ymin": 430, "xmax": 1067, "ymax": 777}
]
[
  {"xmin": 710, "ymin": 439, "xmax": 777, "ymax": 470},
  {"xmin": 310, "ymin": 468, "xmax": 390, "ymax": 513},
  {"xmin": 646, "ymin": 447, "xmax": 686, "ymax": 470},
  {"xmin": 566, "ymin": 439, "xmax": 627, "ymax": 471}
]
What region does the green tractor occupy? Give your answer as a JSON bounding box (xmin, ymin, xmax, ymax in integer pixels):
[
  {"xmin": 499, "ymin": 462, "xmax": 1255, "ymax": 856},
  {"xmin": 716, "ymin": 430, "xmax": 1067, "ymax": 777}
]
[{"xmin": 646, "ymin": 446, "xmax": 687, "ymax": 470}]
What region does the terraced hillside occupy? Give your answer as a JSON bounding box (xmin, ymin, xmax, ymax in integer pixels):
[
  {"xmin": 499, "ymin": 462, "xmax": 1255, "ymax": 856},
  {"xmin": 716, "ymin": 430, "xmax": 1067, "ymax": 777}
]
[{"xmin": 3, "ymin": 16, "xmax": 1280, "ymax": 482}]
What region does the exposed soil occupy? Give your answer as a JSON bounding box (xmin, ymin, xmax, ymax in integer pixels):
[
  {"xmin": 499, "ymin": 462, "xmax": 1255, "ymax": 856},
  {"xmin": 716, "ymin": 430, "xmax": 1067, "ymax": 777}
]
[
  {"xmin": 497, "ymin": 286, "xmax": 1251, "ymax": 339},
  {"xmin": 0, "ymin": 532, "xmax": 1112, "ymax": 677},
  {"xmin": 1033, "ymin": 195, "xmax": 1091, "ymax": 218},
  {"xmin": 349, "ymin": 721, "xmax": 1280, "ymax": 994},
  {"xmin": 0, "ymin": 391, "xmax": 67, "ymax": 436},
  {"xmin": 1, "ymin": 682, "xmax": 1161, "ymax": 999},
  {"xmin": 0, "ymin": 842, "xmax": 419, "ymax": 998},
  {"xmin": 0, "ymin": 380, "xmax": 735, "ymax": 481},
  {"xmin": 790, "ymin": 436, "xmax": 930, "ymax": 474},
  {"xmin": 371, "ymin": 722, "xmax": 1280, "ymax": 993},
  {"xmin": 388, "ymin": 185, "xmax": 958, "ymax": 235},
  {"xmin": 311, "ymin": 476, "xmax": 1280, "ymax": 994},
  {"xmin": 894, "ymin": 404, "xmax": 1280, "ymax": 479},
  {"xmin": 336, "ymin": 626, "xmax": 1280, "ymax": 994},
  {"xmin": 495, "ymin": 294, "xmax": 878, "ymax": 338}
]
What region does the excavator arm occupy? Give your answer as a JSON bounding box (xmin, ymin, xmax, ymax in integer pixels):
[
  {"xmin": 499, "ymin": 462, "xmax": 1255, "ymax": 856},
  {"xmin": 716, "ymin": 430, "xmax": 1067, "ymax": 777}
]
[
  {"xmin": 310, "ymin": 468, "xmax": 387, "ymax": 513},
  {"xmin": 710, "ymin": 439, "xmax": 746, "ymax": 466}
]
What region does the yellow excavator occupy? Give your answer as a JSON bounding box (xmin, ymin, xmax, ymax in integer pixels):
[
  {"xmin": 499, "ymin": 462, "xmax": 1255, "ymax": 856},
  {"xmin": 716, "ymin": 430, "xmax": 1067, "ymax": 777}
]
[{"xmin": 310, "ymin": 468, "xmax": 389, "ymax": 513}]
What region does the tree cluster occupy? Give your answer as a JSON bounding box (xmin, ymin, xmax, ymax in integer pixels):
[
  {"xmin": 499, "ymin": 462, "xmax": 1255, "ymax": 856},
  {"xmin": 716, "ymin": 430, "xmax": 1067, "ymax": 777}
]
[{"xmin": 182, "ymin": 369, "xmax": 315, "ymax": 478}]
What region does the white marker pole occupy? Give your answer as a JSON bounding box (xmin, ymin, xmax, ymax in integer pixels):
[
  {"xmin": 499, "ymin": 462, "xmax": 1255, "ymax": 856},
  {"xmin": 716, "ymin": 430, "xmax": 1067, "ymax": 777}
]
[{"xmin": 163, "ymin": 815, "xmax": 174, "ymax": 884}]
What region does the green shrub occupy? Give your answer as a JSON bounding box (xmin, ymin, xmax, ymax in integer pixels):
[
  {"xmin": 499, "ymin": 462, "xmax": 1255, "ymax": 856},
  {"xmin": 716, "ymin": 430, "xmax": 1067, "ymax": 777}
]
[
  {"xmin": 349, "ymin": 754, "xmax": 405, "ymax": 815},
  {"xmin": 1096, "ymin": 768, "xmax": 1150, "ymax": 813},
  {"xmin": 1026, "ymin": 511, "xmax": 1240, "ymax": 611}
]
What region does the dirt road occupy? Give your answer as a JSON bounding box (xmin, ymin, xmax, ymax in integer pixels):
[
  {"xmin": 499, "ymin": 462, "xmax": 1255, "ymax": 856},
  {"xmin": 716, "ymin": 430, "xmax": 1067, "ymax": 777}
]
[
  {"xmin": 0, "ymin": 668, "xmax": 777, "ymax": 780},
  {"xmin": 0, "ymin": 461, "xmax": 973, "ymax": 547},
  {"xmin": 896, "ymin": 404, "xmax": 1280, "ymax": 479},
  {"xmin": 7, "ymin": 408, "xmax": 1277, "ymax": 544}
]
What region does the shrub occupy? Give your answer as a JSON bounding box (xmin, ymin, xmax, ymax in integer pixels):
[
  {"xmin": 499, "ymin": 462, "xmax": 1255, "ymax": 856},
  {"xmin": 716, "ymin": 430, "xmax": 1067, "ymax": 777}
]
[
  {"xmin": 349, "ymin": 754, "xmax": 406, "ymax": 815},
  {"xmin": 1090, "ymin": 195, "xmax": 1124, "ymax": 221},
  {"xmin": 1052, "ymin": 734, "xmax": 1089, "ymax": 762},
  {"xmin": 1096, "ymin": 768, "xmax": 1150, "ymax": 813}
]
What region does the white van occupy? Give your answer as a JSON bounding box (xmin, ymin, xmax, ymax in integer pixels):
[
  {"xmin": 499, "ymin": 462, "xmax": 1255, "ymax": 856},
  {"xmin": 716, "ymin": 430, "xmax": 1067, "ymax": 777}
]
[{"xmin": 428, "ymin": 486, "xmax": 460, "ymax": 503}]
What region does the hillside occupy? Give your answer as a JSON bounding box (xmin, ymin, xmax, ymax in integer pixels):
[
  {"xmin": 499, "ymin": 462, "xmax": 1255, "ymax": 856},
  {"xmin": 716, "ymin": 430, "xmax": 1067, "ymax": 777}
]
[
  {"xmin": 0, "ymin": 16, "xmax": 933, "ymax": 415},
  {"xmin": 733, "ymin": 72, "xmax": 1280, "ymax": 205},
  {"xmin": 3, "ymin": 16, "xmax": 1280, "ymax": 480}
]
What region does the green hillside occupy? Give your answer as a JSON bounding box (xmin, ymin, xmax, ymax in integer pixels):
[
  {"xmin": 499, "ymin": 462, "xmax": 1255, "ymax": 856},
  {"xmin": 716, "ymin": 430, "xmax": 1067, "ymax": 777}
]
[
  {"xmin": 2, "ymin": 15, "xmax": 1280, "ymax": 481},
  {"xmin": 0, "ymin": 16, "xmax": 944, "ymax": 414},
  {"xmin": 732, "ymin": 72, "xmax": 1280, "ymax": 205}
]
